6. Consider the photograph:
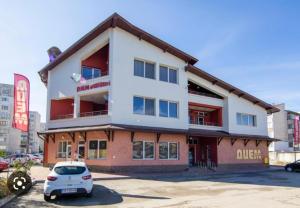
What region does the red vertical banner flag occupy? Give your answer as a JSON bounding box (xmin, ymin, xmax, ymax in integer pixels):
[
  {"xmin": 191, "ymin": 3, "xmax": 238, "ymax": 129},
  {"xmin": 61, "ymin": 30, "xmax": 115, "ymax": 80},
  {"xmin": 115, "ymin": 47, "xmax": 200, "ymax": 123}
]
[{"xmin": 13, "ymin": 74, "xmax": 30, "ymax": 132}]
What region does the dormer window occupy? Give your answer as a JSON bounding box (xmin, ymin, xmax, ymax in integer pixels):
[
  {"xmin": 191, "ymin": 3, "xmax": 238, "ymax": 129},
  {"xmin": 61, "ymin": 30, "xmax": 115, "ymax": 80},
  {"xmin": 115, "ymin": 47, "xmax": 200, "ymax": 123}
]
[
  {"xmin": 81, "ymin": 66, "xmax": 101, "ymax": 80},
  {"xmin": 81, "ymin": 44, "xmax": 109, "ymax": 80}
]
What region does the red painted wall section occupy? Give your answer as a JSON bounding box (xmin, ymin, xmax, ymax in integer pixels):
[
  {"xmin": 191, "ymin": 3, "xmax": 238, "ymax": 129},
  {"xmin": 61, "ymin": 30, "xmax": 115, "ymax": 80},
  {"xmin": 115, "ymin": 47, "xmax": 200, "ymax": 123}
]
[
  {"xmin": 82, "ymin": 44, "xmax": 109, "ymax": 75},
  {"xmin": 80, "ymin": 101, "xmax": 108, "ymax": 113},
  {"xmin": 50, "ymin": 99, "xmax": 74, "ymax": 120},
  {"xmin": 188, "ymin": 102, "xmax": 222, "ymax": 126},
  {"xmin": 194, "ymin": 138, "xmax": 218, "ymax": 164}
]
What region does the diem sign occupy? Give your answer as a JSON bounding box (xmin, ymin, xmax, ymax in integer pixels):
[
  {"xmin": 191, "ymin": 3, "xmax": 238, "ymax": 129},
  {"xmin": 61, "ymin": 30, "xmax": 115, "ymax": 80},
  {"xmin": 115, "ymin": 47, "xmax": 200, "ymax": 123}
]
[
  {"xmin": 237, "ymin": 149, "xmax": 262, "ymax": 160},
  {"xmin": 77, "ymin": 81, "xmax": 110, "ymax": 92}
]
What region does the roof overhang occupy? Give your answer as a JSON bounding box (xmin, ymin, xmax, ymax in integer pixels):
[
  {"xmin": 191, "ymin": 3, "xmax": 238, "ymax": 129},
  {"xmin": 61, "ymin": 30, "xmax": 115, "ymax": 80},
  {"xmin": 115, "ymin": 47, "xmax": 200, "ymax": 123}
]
[
  {"xmin": 38, "ymin": 13, "xmax": 198, "ymax": 85},
  {"xmin": 185, "ymin": 64, "xmax": 280, "ymax": 114},
  {"xmin": 37, "ymin": 123, "xmax": 280, "ymax": 142}
]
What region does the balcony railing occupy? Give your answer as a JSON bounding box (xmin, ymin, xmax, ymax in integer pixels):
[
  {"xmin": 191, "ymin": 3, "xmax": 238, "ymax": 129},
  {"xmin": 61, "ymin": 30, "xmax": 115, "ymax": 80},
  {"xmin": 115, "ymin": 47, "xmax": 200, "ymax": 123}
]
[
  {"xmin": 79, "ymin": 110, "xmax": 108, "ymax": 117},
  {"xmin": 52, "ymin": 114, "xmax": 74, "ymax": 120},
  {"xmin": 189, "ymin": 119, "xmax": 221, "ymax": 127}
]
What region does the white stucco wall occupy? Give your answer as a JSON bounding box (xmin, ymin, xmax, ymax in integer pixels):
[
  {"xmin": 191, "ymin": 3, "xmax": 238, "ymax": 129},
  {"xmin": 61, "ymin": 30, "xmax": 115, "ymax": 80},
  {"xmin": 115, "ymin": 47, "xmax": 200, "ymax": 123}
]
[
  {"xmin": 110, "ymin": 27, "xmax": 188, "ymax": 129},
  {"xmin": 187, "ymin": 72, "xmax": 268, "ymax": 136},
  {"xmin": 45, "ymin": 26, "xmax": 270, "ymax": 137}
]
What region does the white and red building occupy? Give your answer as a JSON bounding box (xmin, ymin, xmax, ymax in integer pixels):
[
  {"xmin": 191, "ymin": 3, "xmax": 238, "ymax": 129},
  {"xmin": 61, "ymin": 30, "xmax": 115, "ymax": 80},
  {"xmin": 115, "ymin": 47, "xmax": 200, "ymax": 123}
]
[{"xmin": 38, "ymin": 13, "xmax": 279, "ymax": 172}]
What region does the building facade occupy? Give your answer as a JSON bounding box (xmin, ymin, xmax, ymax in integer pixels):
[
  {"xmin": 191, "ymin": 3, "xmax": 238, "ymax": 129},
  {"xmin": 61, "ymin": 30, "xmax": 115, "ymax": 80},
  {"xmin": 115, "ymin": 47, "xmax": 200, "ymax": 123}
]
[
  {"xmin": 0, "ymin": 83, "xmax": 22, "ymax": 154},
  {"xmin": 268, "ymin": 103, "xmax": 300, "ymax": 152},
  {"xmin": 38, "ymin": 13, "xmax": 278, "ymax": 172}
]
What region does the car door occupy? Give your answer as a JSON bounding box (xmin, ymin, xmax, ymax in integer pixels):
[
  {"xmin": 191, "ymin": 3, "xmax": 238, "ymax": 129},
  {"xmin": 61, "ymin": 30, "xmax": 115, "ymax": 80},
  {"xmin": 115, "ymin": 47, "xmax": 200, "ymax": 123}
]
[{"xmin": 294, "ymin": 160, "xmax": 300, "ymax": 171}]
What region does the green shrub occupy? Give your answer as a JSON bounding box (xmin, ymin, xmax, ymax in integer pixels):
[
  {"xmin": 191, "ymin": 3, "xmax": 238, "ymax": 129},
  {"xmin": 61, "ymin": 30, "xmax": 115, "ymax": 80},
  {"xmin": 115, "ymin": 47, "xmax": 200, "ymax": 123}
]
[
  {"xmin": 0, "ymin": 150, "xmax": 6, "ymax": 158},
  {"xmin": 0, "ymin": 178, "xmax": 10, "ymax": 199},
  {"xmin": 13, "ymin": 160, "xmax": 34, "ymax": 173}
]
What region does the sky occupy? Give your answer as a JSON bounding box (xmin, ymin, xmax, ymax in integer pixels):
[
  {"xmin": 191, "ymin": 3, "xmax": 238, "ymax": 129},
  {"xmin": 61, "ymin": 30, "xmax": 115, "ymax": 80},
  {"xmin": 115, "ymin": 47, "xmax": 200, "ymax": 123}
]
[{"xmin": 0, "ymin": 0, "xmax": 299, "ymax": 122}]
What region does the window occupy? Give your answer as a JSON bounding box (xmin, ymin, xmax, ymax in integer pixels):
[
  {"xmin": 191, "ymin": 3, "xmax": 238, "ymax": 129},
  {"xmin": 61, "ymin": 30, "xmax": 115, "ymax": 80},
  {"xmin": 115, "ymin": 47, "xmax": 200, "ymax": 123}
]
[
  {"xmin": 236, "ymin": 113, "xmax": 256, "ymax": 126},
  {"xmin": 1, "ymin": 97, "xmax": 8, "ymax": 102},
  {"xmin": 159, "ymin": 66, "xmax": 178, "ymax": 84},
  {"xmin": 1, "ymin": 105, "xmax": 8, "ymax": 111},
  {"xmin": 57, "ymin": 141, "xmax": 71, "ymax": 158},
  {"xmin": 134, "ymin": 60, "xmax": 155, "ymax": 79},
  {"xmin": 88, "ymin": 140, "xmax": 107, "ymax": 159},
  {"xmin": 159, "ymin": 142, "xmax": 178, "ymax": 160},
  {"xmin": 133, "ymin": 96, "xmax": 155, "ymax": 116},
  {"xmin": 0, "ymin": 121, "xmax": 8, "ymax": 126},
  {"xmin": 81, "ymin": 66, "xmax": 101, "ymax": 80},
  {"xmin": 132, "ymin": 141, "xmax": 154, "ymax": 160},
  {"xmin": 159, "ymin": 100, "xmax": 178, "ymax": 118},
  {"xmin": 54, "ymin": 166, "xmax": 86, "ymax": 175},
  {"xmin": 288, "ymin": 124, "xmax": 294, "ymax": 129}
]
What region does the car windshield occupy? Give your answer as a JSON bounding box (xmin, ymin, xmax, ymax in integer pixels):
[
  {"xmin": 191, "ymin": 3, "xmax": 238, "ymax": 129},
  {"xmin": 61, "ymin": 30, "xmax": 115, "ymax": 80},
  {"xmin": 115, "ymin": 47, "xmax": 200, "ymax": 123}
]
[{"xmin": 54, "ymin": 166, "xmax": 86, "ymax": 175}]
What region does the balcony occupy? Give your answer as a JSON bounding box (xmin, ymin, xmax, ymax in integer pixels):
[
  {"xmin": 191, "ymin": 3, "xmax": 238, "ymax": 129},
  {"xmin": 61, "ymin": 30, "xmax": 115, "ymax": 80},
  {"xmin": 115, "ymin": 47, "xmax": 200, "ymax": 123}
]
[{"xmin": 189, "ymin": 103, "xmax": 223, "ymax": 130}]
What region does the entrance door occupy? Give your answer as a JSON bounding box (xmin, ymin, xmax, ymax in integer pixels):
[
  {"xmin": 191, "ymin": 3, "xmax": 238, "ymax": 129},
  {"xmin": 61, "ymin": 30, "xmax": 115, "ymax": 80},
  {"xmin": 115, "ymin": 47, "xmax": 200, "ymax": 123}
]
[
  {"xmin": 78, "ymin": 141, "xmax": 85, "ymax": 159},
  {"xmin": 189, "ymin": 147, "xmax": 195, "ymax": 166}
]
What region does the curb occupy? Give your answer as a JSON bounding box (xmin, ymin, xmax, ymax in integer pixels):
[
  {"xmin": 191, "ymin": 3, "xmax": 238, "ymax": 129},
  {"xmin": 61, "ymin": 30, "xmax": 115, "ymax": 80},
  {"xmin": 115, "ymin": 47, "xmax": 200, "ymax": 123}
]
[{"xmin": 0, "ymin": 180, "xmax": 37, "ymax": 208}]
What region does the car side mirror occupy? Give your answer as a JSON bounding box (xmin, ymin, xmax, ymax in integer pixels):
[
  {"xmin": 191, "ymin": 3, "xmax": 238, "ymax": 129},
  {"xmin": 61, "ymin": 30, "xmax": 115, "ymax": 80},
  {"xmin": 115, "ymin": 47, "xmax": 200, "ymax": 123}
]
[{"xmin": 49, "ymin": 166, "xmax": 53, "ymax": 171}]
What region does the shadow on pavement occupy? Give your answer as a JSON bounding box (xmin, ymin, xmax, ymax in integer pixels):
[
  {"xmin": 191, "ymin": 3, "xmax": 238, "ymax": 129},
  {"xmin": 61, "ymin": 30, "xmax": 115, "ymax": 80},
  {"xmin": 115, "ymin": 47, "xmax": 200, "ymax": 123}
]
[
  {"xmin": 92, "ymin": 168, "xmax": 300, "ymax": 188},
  {"xmin": 51, "ymin": 184, "xmax": 123, "ymax": 206}
]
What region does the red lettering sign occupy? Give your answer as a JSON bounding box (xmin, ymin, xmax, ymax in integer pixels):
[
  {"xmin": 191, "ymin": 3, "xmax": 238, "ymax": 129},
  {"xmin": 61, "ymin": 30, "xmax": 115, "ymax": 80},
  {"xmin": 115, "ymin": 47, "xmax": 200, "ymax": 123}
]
[
  {"xmin": 77, "ymin": 82, "xmax": 110, "ymax": 92},
  {"xmin": 13, "ymin": 74, "xmax": 30, "ymax": 132}
]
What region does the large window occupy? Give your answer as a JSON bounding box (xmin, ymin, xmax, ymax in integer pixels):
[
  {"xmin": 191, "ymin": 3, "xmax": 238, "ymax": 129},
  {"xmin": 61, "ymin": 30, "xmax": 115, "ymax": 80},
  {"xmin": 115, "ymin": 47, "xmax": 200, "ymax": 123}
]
[
  {"xmin": 133, "ymin": 96, "xmax": 155, "ymax": 116},
  {"xmin": 88, "ymin": 140, "xmax": 107, "ymax": 159},
  {"xmin": 57, "ymin": 141, "xmax": 72, "ymax": 158},
  {"xmin": 1, "ymin": 105, "xmax": 8, "ymax": 111},
  {"xmin": 159, "ymin": 66, "xmax": 178, "ymax": 84},
  {"xmin": 134, "ymin": 60, "xmax": 155, "ymax": 79},
  {"xmin": 81, "ymin": 66, "xmax": 101, "ymax": 80},
  {"xmin": 132, "ymin": 141, "xmax": 154, "ymax": 160},
  {"xmin": 159, "ymin": 100, "xmax": 178, "ymax": 118},
  {"xmin": 159, "ymin": 142, "xmax": 178, "ymax": 160},
  {"xmin": 236, "ymin": 113, "xmax": 256, "ymax": 126}
]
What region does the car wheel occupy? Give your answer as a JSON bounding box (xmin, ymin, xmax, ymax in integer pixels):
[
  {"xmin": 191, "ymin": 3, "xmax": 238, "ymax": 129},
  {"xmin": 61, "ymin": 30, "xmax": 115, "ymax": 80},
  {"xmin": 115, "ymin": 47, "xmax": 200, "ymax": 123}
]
[
  {"xmin": 86, "ymin": 190, "xmax": 93, "ymax": 198},
  {"xmin": 44, "ymin": 194, "xmax": 51, "ymax": 202},
  {"xmin": 286, "ymin": 166, "xmax": 293, "ymax": 172}
]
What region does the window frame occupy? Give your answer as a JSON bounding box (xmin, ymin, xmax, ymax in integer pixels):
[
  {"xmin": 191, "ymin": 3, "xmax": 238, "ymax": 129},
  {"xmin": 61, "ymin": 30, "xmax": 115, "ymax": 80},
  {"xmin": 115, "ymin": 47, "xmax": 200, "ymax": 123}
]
[
  {"xmin": 159, "ymin": 100, "xmax": 179, "ymax": 118},
  {"xmin": 134, "ymin": 59, "xmax": 156, "ymax": 80},
  {"xmin": 81, "ymin": 66, "xmax": 102, "ymax": 80},
  {"xmin": 132, "ymin": 140, "xmax": 155, "ymax": 160},
  {"xmin": 159, "ymin": 65, "xmax": 178, "ymax": 84},
  {"xmin": 133, "ymin": 96, "xmax": 156, "ymax": 116},
  {"xmin": 236, "ymin": 113, "xmax": 257, "ymax": 127},
  {"xmin": 57, "ymin": 141, "xmax": 72, "ymax": 159},
  {"xmin": 88, "ymin": 139, "xmax": 107, "ymax": 160},
  {"xmin": 159, "ymin": 142, "xmax": 179, "ymax": 160}
]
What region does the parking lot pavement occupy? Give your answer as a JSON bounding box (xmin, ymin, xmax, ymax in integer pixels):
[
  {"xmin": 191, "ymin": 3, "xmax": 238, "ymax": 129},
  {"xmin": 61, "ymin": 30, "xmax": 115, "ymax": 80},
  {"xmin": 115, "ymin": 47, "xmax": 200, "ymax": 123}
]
[{"xmin": 4, "ymin": 169, "xmax": 300, "ymax": 208}]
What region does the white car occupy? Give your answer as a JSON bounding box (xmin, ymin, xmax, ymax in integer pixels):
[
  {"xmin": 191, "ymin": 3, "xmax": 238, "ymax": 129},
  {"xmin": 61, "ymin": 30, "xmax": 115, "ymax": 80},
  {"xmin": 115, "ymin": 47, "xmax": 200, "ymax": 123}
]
[{"xmin": 43, "ymin": 161, "xmax": 93, "ymax": 201}]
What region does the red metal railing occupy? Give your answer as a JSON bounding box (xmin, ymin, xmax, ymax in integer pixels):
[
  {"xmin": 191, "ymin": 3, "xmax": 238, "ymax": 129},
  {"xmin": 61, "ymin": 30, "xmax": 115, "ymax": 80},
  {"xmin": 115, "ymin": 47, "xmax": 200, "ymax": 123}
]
[{"xmin": 79, "ymin": 110, "xmax": 108, "ymax": 117}]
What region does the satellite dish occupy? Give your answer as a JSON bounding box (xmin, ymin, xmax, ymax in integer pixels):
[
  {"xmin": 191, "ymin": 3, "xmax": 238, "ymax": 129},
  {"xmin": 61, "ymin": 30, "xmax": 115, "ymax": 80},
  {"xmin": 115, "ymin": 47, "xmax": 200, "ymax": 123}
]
[{"xmin": 71, "ymin": 73, "xmax": 86, "ymax": 84}]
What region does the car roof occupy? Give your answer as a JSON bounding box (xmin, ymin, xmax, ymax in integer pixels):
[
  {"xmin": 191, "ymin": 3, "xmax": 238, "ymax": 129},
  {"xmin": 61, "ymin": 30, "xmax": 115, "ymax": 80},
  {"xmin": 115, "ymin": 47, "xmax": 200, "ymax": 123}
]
[{"xmin": 54, "ymin": 161, "xmax": 86, "ymax": 167}]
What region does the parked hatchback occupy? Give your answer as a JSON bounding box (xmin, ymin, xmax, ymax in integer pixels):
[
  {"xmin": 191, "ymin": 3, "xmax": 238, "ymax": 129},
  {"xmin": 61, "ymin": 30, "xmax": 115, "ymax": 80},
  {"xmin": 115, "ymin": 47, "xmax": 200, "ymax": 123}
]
[
  {"xmin": 285, "ymin": 160, "xmax": 300, "ymax": 172},
  {"xmin": 0, "ymin": 157, "xmax": 9, "ymax": 171},
  {"xmin": 43, "ymin": 161, "xmax": 93, "ymax": 201}
]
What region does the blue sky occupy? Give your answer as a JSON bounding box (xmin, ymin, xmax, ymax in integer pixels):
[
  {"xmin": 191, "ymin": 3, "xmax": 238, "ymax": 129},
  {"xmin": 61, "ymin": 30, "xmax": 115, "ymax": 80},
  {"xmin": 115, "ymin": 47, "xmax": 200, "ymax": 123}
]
[{"xmin": 0, "ymin": 0, "xmax": 299, "ymax": 122}]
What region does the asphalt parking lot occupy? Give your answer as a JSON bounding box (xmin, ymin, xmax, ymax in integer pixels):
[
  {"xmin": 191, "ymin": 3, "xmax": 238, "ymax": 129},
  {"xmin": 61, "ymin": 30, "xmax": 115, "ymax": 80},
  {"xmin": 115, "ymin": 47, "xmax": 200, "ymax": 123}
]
[{"xmin": 4, "ymin": 169, "xmax": 300, "ymax": 208}]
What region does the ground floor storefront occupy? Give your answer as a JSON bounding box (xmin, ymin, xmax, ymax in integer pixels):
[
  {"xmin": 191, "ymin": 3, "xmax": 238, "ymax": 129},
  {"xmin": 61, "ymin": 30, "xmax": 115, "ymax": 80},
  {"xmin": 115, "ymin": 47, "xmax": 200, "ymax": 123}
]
[{"xmin": 39, "ymin": 125, "xmax": 273, "ymax": 172}]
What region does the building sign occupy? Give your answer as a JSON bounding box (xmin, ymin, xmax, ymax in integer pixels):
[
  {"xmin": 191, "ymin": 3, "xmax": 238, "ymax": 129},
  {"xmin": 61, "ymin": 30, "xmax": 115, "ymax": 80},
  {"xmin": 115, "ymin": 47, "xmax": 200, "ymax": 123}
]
[
  {"xmin": 77, "ymin": 81, "xmax": 110, "ymax": 92},
  {"xmin": 237, "ymin": 149, "xmax": 262, "ymax": 160},
  {"xmin": 13, "ymin": 74, "xmax": 30, "ymax": 132}
]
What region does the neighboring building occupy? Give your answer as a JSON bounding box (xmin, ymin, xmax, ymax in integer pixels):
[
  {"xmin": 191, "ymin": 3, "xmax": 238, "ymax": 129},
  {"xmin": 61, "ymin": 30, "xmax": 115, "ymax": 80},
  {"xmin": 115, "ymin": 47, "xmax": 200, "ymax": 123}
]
[
  {"xmin": 20, "ymin": 111, "xmax": 44, "ymax": 153},
  {"xmin": 38, "ymin": 13, "xmax": 279, "ymax": 172},
  {"xmin": 268, "ymin": 103, "xmax": 300, "ymax": 152},
  {"xmin": 0, "ymin": 83, "xmax": 22, "ymax": 153}
]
